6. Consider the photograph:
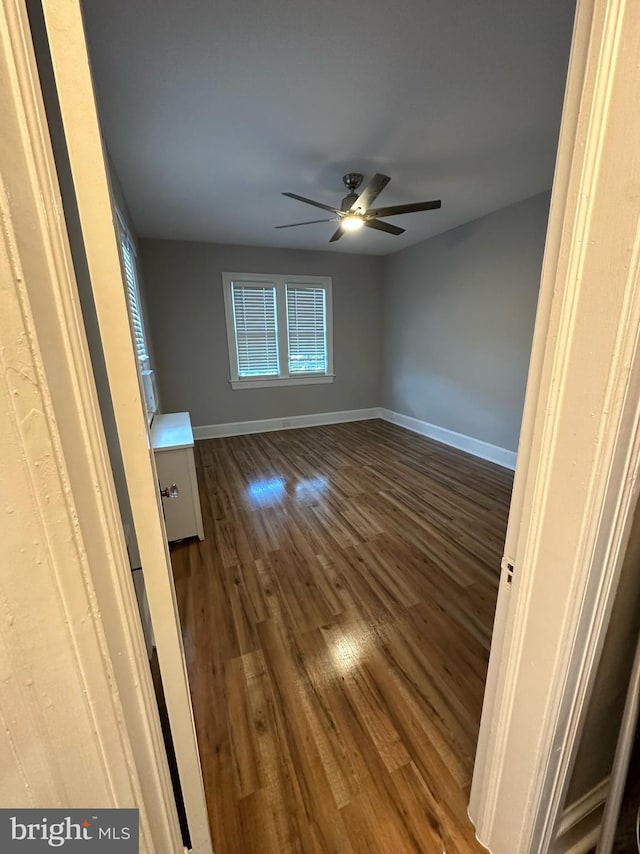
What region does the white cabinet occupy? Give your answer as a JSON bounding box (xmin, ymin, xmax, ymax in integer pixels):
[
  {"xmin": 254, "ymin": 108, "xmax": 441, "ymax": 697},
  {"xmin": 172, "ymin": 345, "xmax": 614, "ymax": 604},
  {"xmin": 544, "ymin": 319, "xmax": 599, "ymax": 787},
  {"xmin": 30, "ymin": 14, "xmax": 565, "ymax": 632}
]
[{"xmin": 151, "ymin": 412, "xmax": 204, "ymax": 543}]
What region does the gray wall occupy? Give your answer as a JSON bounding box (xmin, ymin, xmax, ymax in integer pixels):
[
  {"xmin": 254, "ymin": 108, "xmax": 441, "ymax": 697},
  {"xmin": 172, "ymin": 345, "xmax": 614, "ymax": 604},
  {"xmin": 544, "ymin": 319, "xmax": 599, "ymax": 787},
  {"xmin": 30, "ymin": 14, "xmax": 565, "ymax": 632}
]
[
  {"xmin": 382, "ymin": 192, "xmax": 551, "ymax": 452},
  {"xmin": 139, "ymin": 240, "xmax": 383, "ymax": 427}
]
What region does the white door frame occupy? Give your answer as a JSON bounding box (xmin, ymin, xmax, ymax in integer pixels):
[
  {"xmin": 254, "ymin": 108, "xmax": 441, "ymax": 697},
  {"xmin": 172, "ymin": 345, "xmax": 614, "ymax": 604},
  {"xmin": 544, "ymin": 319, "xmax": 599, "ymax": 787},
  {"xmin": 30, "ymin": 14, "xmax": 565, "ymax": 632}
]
[
  {"xmin": 471, "ymin": 0, "xmax": 640, "ymax": 851},
  {"xmin": 0, "ymin": 1, "xmax": 184, "ymax": 850},
  {"xmin": 33, "ymin": 2, "xmax": 212, "ymax": 853}
]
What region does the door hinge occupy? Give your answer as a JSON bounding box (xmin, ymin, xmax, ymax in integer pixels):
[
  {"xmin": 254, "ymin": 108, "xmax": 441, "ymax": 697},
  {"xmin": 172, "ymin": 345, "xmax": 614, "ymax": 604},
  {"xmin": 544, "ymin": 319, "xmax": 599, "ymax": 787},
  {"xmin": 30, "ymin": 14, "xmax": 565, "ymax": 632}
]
[{"xmin": 501, "ymin": 555, "xmax": 515, "ymax": 584}]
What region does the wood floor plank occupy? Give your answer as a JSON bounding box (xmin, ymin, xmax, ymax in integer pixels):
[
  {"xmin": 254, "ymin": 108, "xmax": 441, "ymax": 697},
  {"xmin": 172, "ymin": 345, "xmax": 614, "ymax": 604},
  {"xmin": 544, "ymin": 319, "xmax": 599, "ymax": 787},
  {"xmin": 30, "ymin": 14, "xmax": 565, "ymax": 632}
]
[
  {"xmin": 238, "ymin": 649, "xmax": 330, "ymax": 854},
  {"xmin": 171, "ymin": 419, "xmax": 510, "ymax": 853}
]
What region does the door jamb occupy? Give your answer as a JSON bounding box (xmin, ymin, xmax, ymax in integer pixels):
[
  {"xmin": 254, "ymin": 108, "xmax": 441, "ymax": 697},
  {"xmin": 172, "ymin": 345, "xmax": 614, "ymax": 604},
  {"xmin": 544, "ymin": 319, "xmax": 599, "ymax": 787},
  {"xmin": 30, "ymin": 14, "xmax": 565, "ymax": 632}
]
[
  {"xmin": 35, "ymin": 2, "xmax": 212, "ymax": 852},
  {"xmin": 471, "ymin": 0, "xmax": 640, "ymax": 851}
]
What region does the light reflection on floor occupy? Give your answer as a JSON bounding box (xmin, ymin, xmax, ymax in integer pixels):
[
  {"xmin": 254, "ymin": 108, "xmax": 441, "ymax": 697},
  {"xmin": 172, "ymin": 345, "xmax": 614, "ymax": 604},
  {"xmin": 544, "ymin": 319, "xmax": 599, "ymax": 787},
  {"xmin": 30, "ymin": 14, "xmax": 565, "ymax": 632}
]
[
  {"xmin": 245, "ymin": 474, "xmax": 329, "ymax": 508},
  {"xmin": 330, "ymin": 634, "xmax": 363, "ymax": 675},
  {"xmin": 246, "ymin": 476, "xmax": 286, "ymax": 507},
  {"xmin": 294, "ymin": 474, "xmax": 329, "ymax": 502}
]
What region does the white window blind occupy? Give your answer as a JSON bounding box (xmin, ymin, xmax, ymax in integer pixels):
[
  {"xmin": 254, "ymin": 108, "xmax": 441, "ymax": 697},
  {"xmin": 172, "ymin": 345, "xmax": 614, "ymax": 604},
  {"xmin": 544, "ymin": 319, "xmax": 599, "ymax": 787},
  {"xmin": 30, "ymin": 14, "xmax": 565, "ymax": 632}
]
[
  {"xmin": 120, "ymin": 232, "xmax": 148, "ymax": 367},
  {"xmin": 286, "ymin": 285, "xmax": 327, "ymax": 374},
  {"xmin": 116, "ymin": 212, "xmax": 157, "ymax": 421},
  {"xmin": 231, "ymin": 284, "xmax": 279, "ymax": 377}
]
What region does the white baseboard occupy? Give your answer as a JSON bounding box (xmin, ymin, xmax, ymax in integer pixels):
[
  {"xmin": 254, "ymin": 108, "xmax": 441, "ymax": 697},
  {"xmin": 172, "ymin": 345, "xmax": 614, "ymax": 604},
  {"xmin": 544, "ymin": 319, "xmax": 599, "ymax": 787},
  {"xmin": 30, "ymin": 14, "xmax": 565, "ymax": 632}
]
[
  {"xmin": 555, "ymin": 777, "xmax": 609, "ymax": 854},
  {"xmin": 379, "ymin": 408, "xmax": 517, "ymax": 470},
  {"xmin": 192, "ymin": 407, "xmax": 381, "ymax": 439},
  {"xmin": 193, "ymin": 406, "xmax": 518, "ymax": 470}
]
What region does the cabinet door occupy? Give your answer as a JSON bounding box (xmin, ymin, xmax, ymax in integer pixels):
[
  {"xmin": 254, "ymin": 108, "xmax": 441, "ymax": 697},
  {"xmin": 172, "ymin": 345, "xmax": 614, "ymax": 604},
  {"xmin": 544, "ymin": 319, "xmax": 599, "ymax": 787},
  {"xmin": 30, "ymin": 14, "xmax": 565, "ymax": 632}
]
[{"xmin": 155, "ymin": 447, "xmax": 202, "ymax": 542}]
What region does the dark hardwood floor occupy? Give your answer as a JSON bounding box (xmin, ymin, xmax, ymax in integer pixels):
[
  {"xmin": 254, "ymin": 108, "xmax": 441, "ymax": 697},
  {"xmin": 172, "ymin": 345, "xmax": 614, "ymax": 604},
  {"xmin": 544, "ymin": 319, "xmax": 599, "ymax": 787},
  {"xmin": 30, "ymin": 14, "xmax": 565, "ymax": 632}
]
[{"xmin": 170, "ymin": 419, "xmax": 513, "ymax": 853}]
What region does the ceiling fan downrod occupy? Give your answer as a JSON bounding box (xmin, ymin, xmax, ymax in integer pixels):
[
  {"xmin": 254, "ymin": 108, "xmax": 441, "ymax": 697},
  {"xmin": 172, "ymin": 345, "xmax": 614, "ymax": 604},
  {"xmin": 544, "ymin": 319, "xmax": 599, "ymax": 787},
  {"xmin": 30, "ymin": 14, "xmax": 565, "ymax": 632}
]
[{"xmin": 341, "ymin": 173, "xmax": 363, "ymax": 211}]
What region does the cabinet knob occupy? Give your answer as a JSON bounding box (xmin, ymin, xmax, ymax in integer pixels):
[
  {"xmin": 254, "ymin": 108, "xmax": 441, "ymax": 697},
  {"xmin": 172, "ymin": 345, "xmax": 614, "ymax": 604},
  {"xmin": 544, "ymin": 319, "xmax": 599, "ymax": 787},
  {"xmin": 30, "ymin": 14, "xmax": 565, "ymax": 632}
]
[{"xmin": 160, "ymin": 483, "xmax": 179, "ymax": 499}]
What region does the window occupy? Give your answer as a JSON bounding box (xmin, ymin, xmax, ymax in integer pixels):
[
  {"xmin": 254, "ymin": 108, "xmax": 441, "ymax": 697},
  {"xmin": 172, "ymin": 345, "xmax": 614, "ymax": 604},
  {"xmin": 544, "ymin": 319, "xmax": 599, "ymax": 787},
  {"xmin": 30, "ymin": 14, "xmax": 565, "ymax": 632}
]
[
  {"xmin": 286, "ymin": 285, "xmax": 328, "ymax": 374},
  {"xmin": 232, "ymin": 282, "xmax": 279, "ymax": 378},
  {"xmin": 117, "ymin": 212, "xmax": 158, "ymax": 418},
  {"xmin": 223, "ymin": 273, "xmax": 333, "ymax": 389}
]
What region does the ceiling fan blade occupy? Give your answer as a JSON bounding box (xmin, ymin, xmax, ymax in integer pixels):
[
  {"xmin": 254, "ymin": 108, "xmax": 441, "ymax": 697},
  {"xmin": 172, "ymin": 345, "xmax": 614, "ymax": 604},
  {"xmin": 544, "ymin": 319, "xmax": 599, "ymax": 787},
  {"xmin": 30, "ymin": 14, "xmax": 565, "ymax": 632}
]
[
  {"xmin": 275, "ymin": 218, "xmax": 338, "ymax": 229},
  {"xmin": 350, "ymin": 173, "xmax": 391, "ymax": 213},
  {"xmin": 367, "ymin": 200, "xmax": 442, "ymax": 218},
  {"xmin": 364, "ymin": 219, "xmax": 405, "ymax": 236},
  {"xmin": 282, "ymin": 192, "xmax": 341, "ymax": 215},
  {"xmin": 329, "ymin": 226, "xmax": 344, "ymax": 243}
]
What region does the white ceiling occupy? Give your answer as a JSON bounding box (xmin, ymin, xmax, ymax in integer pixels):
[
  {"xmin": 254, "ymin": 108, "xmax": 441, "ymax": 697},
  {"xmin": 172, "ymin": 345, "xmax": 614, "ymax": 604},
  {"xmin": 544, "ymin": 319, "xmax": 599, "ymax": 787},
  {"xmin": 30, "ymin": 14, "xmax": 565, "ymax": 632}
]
[{"xmin": 81, "ymin": 0, "xmax": 576, "ymax": 256}]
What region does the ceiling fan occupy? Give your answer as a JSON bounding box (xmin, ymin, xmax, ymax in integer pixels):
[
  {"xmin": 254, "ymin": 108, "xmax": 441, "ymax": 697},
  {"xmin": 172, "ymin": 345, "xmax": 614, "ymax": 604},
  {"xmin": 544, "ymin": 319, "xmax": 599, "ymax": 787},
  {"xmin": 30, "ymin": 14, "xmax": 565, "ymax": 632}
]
[{"xmin": 276, "ymin": 173, "xmax": 441, "ymax": 243}]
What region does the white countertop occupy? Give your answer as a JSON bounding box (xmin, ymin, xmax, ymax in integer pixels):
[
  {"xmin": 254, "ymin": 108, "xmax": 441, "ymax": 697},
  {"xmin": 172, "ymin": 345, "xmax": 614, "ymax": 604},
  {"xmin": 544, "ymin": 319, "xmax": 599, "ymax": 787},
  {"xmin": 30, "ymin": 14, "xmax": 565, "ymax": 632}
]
[{"xmin": 151, "ymin": 412, "xmax": 194, "ymax": 451}]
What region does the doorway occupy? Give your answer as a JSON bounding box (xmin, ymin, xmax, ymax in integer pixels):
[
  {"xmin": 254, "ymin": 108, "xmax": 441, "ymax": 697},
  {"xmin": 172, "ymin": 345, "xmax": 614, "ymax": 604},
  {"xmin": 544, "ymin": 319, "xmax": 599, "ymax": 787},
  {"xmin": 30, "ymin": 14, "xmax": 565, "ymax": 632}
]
[{"xmin": 23, "ymin": 1, "xmax": 635, "ymax": 850}]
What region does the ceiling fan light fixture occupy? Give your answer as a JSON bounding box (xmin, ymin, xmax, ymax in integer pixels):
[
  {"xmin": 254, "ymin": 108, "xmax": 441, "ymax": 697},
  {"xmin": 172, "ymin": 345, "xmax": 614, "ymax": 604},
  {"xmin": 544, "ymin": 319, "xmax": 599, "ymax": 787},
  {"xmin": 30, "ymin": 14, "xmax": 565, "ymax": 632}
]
[{"xmin": 341, "ymin": 214, "xmax": 364, "ymax": 232}]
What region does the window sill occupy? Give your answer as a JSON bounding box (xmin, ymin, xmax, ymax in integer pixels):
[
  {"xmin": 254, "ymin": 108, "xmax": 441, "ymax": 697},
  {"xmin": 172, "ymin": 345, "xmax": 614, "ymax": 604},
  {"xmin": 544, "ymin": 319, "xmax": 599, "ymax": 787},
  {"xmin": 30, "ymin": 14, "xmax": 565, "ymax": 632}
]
[{"xmin": 230, "ymin": 374, "xmax": 335, "ymax": 390}]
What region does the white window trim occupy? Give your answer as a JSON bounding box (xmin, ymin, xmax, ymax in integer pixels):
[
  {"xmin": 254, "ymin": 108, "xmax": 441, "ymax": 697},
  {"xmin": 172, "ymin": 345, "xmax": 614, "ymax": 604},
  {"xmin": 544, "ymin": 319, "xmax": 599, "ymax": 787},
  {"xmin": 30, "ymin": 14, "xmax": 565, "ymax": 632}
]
[{"xmin": 222, "ymin": 272, "xmax": 334, "ymax": 389}]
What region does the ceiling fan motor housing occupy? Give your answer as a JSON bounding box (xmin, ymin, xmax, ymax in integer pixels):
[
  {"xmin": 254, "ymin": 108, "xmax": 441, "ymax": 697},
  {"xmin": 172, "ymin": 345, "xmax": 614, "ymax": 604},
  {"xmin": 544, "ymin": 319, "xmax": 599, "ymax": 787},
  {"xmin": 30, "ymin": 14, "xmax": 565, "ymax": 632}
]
[{"xmin": 341, "ymin": 192, "xmax": 360, "ymax": 210}]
